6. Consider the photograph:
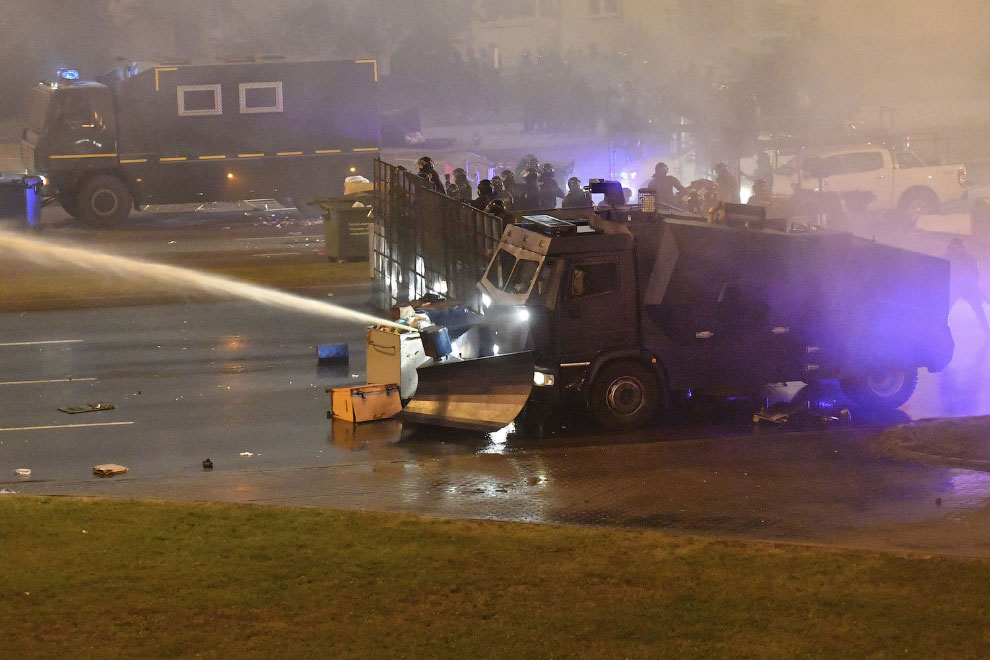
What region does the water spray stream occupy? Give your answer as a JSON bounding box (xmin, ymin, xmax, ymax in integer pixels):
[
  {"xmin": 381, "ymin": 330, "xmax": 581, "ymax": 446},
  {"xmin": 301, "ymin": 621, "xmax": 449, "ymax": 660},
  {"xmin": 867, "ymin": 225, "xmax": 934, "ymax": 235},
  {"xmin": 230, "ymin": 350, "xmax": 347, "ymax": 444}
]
[{"xmin": 0, "ymin": 229, "xmax": 406, "ymax": 330}]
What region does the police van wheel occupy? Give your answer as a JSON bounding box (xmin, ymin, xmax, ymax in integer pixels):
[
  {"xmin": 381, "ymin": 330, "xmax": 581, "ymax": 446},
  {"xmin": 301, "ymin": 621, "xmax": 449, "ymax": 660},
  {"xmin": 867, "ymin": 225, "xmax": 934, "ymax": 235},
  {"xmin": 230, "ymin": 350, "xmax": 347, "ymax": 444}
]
[
  {"xmin": 840, "ymin": 367, "xmax": 918, "ymax": 410},
  {"xmin": 76, "ymin": 174, "xmax": 132, "ymax": 225},
  {"xmin": 589, "ymin": 360, "xmax": 660, "ymax": 431}
]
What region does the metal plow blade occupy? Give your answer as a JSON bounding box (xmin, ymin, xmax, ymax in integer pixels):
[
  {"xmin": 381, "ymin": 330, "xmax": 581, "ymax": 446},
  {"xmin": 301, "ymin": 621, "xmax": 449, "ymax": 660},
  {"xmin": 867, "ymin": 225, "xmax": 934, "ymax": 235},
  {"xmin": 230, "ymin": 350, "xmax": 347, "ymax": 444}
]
[{"xmin": 399, "ymin": 352, "xmax": 534, "ymax": 432}]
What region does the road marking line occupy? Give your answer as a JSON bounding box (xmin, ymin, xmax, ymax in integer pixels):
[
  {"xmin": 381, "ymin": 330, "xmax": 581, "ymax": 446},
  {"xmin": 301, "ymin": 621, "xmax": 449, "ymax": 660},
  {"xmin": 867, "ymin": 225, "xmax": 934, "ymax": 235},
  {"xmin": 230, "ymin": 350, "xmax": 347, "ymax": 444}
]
[
  {"xmin": 233, "ymin": 236, "xmax": 321, "ymax": 241},
  {"xmin": 0, "ymin": 340, "xmax": 84, "ymax": 347},
  {"xmin": 49, "ymin": 153, "xmax": 118, "ymax": 159},
  {"xmin": 0, "ymin": 421, "xmax": 134, "ymax": 433},
  {"xmin": 0, "ymin": 378, "xmax": 97, "ymax": 386}
]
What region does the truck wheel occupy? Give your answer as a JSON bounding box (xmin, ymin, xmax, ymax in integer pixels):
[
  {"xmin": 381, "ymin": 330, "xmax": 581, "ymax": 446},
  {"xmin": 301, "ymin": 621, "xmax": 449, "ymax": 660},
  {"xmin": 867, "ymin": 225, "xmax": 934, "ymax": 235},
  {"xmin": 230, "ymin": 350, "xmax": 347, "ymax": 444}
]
[
  {"xmin": 898, "ymin": 188, "xmax": 939, "ymax": 222},
  {"xmin": 76, "ymin": 174, "xmax": 132, "ymax": 225},
  {"xmin": 840, "ymin": 367, "xmax": 918, "ymax": 410},
  {"xmin": 589, "ymin": 360, "xmax": 660, "ymax": 430},
  {"xmin": 57, "ymin": 190, "xmax": 79, "ymax": 218}
]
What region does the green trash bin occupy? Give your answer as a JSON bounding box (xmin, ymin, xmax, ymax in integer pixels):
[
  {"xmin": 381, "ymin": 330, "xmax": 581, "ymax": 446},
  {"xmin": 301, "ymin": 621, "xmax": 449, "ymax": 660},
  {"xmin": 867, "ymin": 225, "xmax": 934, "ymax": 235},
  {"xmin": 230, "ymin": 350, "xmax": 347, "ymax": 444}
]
[{"xmin": 319, "ymin": 194, "xmax": 373, "ymax": 262}]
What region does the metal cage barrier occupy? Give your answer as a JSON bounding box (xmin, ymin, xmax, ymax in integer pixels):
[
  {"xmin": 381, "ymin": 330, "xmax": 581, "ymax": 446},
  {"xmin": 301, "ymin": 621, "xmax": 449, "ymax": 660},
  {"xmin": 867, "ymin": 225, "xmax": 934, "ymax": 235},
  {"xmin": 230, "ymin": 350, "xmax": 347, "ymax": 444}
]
[{"xmin": 372, "ymin": 159, "xmax": 511, "ymax": 312}]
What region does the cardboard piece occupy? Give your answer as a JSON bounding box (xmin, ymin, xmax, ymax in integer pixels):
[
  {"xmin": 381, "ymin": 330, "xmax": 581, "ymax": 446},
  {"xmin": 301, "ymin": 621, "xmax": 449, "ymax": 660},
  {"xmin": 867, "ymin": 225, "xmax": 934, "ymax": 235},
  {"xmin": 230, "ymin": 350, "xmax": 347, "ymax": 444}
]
[
  {"xmin": 328, "ymin": 383, "xmax": 401, "ymax": 423},
  {"xmin": 93, "ymin": 463, "xmax": 129, "ymax": 477}
]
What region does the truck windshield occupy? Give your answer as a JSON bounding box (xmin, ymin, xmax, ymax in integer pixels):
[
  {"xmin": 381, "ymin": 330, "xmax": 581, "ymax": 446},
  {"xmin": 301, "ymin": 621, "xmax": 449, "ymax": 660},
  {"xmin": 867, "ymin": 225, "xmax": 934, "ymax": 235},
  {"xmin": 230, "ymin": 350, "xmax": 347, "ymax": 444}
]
[
  {"xmin": 25, "ymin": 88, "xmax": 53, "ymax": 132},
  {"xmin": 485, "ymin": 248, "xmax": 541, "ymax": 296}
]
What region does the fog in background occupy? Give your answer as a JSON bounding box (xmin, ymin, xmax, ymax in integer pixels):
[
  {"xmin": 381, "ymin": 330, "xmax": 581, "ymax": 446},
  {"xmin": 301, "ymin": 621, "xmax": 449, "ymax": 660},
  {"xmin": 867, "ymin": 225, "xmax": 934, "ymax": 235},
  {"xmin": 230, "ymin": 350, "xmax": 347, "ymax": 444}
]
[{"xmin": 3, "ymin": 0, "xmax": 990, "ymax": 161}]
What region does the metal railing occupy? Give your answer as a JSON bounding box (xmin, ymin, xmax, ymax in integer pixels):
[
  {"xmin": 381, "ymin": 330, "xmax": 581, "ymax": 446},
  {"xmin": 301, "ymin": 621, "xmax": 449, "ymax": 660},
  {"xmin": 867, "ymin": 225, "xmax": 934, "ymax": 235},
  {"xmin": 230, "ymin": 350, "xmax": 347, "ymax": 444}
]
[{"xmin": 372, "ymin": 159, "xmax": 511, "ymax": 312}]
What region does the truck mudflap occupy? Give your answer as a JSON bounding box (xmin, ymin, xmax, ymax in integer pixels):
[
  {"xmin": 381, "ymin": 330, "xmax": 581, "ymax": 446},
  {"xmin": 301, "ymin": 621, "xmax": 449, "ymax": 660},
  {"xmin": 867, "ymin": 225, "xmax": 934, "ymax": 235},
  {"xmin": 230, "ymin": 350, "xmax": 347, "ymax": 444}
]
[{"xmin": 399, "ymin": 352, "xmax": 534, "ymax": 432}]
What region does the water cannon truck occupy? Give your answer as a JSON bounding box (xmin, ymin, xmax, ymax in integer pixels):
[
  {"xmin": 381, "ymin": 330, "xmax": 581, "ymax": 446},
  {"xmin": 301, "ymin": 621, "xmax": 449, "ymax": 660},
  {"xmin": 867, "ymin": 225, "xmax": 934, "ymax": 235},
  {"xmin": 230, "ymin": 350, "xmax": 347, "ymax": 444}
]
[{"xmin": 388, "ymin": 202, "xmax": 954, "ymax": 432}]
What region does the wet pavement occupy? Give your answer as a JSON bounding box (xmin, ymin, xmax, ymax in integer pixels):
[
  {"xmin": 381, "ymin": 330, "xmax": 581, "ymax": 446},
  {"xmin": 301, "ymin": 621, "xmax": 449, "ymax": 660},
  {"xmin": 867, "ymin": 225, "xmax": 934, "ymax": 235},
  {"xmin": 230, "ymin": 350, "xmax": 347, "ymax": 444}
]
[
  {"xmin": 2, "ymin": 204, "xmax": 990, "ymax": 559},
  {"xmin": 1, "ymin": 295, "xmax": 989, "ymax": 559},
  {"xmin": 9, "ymin": 422, "xmax": 990, "ymax": 559}
]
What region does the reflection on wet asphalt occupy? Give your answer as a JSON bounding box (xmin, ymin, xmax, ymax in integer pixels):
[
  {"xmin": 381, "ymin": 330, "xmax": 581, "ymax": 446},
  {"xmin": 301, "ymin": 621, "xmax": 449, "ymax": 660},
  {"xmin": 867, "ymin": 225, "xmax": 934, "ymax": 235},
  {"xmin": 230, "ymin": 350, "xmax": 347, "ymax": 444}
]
[{"xmin": 4, "ymin": 273, "xmax": 990, "ymax": 557}]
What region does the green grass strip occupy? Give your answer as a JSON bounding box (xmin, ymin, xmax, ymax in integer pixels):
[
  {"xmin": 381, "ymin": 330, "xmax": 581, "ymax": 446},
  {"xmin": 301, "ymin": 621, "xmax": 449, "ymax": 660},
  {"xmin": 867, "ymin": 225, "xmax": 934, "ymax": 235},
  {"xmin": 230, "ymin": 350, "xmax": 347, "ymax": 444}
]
[{"xmin": 1, "ymin": 497, "xmax": 988, "ymax": 659}]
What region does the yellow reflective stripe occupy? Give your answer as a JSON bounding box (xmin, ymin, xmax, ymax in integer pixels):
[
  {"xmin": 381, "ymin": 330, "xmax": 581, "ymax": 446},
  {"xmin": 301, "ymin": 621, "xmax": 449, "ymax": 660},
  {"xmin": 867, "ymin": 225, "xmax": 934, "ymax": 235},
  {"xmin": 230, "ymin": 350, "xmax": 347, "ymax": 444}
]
[
  {"xmin": 315, "ymin": 149, "xmax": 341, "ymax": 154},
  {"xmin": 356, "ymin": 59, "xmax": 378, "ymax": 82},
  {"xmin": 198, "ymin": 155, "xmax": 226, "ymax": 160},
  {"xmin": 238, "ymin": 153, "xmax": 265, "ymax": 158},
  {"xmin": 50, "ymin": 153, "xmax": 118, "ymax": 159},
  {"xmin": 155, "ymin": 67, "xmax": 178, "ymax": 92},
  {"xmin": 353, "ymin": 147, "xmax": 379, "ymax": 152},
  {"xmin": 160, "ymin": 156, "xmax": 187, "ymax": 162},
  {"xmin": 120, "ymin": 158, "xmax": 147, "ymax": 164},
  {"xmin": 277, "ymin": 151, "xmax": 303, "ymax": 156}
]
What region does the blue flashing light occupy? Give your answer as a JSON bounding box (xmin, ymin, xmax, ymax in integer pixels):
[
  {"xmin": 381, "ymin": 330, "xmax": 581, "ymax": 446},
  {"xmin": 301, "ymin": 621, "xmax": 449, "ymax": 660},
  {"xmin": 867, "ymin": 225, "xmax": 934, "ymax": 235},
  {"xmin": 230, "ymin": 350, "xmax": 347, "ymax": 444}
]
[{"xmin": 57, "ymin": 68, "xmax": 79, "ymax": 81}]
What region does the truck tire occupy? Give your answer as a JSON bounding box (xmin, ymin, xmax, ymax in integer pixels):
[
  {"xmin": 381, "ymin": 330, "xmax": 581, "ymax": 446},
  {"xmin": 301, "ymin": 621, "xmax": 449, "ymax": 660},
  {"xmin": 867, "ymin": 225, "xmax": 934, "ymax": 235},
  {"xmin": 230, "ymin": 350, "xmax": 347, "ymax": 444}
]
[
  {"xmin": 588, "ymin": 360, "xmax": 660, "ymax": 431},
  {"xmin": 76, "ymin": 174, "xmax": 132, "ymax": 225},
  {"xmin": 840, "ymin": 367, "xmax": 918, "ymax": 410},
  {"xmin": 57, "ymin": 189, "xmax": 79, "ymax": 218},
  {"xmin": 897, "ymin": 188, "xmax": 939, "ymax": 222}
]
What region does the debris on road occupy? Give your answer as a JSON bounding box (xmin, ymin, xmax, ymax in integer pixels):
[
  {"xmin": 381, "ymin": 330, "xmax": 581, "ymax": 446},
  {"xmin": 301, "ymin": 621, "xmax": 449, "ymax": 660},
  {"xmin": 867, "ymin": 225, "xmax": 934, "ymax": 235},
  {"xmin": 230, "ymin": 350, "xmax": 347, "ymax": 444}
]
[
  {"xmin": 202, "ymin": 458, "xmax": 214, "ymax": 470},
  {"xmin": 754, "ymin": 400, "xmax": 851, "ymax": 429},
  {"xmin": 93, "ymin": 463, "xmax": 128, "ymax": 477},
  {"xmin": 329, "ymin": 384, "xmax": 401, "ymax": 423},
  {"xmin": 14, "ymin": 468, "xmax": 31, "ymax": 477},
  {"xmin": 59, "ymin": 402, "xmax": 115, "ymax": 414},
  {"xmin": 317, "ymin": 343, "xmax": 348, "ymax": 365},
  {"xmin": 239, "ymin": 452, "xmax": 254, "ymax": 457},
  {"xmin": 0, "ymin": 488, "xmax": 16, "ymax": 495}
]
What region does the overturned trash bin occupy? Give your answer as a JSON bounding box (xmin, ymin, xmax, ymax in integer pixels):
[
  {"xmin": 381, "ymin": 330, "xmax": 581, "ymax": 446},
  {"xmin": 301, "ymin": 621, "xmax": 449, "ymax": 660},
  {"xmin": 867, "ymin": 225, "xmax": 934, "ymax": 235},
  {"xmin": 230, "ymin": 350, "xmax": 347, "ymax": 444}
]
[{"xmin": 328, "ymin": 383, "xmax": 401, "ymax": 423}]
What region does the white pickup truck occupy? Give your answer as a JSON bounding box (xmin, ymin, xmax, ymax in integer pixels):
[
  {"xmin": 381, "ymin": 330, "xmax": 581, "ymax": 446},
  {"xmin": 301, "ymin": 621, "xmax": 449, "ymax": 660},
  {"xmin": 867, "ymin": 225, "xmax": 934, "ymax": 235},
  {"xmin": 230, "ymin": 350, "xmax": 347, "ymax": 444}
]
[{"xmin": 772, "ymin": 146, "xmax": 967, "ymax": 215}]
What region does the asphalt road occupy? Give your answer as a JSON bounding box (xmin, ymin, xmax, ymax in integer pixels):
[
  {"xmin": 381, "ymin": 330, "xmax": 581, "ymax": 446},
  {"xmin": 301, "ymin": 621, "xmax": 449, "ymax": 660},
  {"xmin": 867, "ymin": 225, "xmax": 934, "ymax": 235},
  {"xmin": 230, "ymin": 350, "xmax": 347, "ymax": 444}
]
[{"xmin": 2, "ymin": 203, "xmax": 990, "ymax": 558}]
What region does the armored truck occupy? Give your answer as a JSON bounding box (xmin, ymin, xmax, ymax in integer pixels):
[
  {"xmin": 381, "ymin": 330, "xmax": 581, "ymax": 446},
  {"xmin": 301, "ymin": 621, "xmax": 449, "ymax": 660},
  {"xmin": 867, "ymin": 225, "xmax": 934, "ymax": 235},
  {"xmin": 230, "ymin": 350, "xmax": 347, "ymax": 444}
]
[
  {"xmin": 21, "ymin": 58, "xmax": 380, "ymax": 224},
  {"xmin": 404, "ymin": 209, "xmax": 954, "ymax": 431}
]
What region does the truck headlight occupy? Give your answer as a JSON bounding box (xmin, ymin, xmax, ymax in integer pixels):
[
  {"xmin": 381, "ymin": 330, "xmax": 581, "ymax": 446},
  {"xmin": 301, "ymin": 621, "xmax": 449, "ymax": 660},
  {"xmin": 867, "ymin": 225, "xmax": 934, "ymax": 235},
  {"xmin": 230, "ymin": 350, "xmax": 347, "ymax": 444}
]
[
  {"xmin": 533, "ymin": 372, "xmax": 555, "ymax": 387},
  {"xmin": 516, "ymin": 307, "xmax": 530, "ymax": 322}
]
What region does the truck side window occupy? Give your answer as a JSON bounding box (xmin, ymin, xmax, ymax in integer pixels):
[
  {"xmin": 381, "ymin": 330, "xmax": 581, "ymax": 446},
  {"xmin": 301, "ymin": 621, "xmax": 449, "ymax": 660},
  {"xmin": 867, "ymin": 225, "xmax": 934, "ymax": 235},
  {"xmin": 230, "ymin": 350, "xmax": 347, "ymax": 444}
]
[
  {"xmin": 895, "ymin": 152, "xmax": 925, "ymax": 169},
  {"xmin": 570, "ymin": 262, "xmax": 616, "ymax": 299},
  {"xmin": 177, "ymin": 84, "xmax": 222, "ymax": 117},
  {"xmin": 239, "ymin": 82, "xmax": 283, "ymax": 114},
  {"xmin": 59, "ymin": 94, "xmax": 93, "ymax": 125},
  {"xmin": 841, "ymin": 152, "xmax": 884, "ymax": 173}
]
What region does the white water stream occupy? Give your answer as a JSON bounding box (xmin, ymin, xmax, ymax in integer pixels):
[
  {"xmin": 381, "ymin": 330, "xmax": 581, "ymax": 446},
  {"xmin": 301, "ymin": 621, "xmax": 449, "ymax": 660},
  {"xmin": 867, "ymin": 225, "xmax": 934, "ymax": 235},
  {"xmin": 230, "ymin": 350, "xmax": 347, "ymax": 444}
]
[{"xmin": 0, "ymin": 229, "xmax": 405, "ymax": 330}]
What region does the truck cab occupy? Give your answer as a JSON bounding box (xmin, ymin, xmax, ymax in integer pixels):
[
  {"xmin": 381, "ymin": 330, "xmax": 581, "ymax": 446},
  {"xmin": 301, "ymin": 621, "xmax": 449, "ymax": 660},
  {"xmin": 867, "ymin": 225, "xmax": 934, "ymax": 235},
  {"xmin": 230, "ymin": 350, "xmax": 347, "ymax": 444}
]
[
  {"xmin": 477, "ymin": 218, "xmax": 654, "ymax": 429},
  {"xmin": 22, "ymin": 81, "xmax": 125, "ymax": 221}
]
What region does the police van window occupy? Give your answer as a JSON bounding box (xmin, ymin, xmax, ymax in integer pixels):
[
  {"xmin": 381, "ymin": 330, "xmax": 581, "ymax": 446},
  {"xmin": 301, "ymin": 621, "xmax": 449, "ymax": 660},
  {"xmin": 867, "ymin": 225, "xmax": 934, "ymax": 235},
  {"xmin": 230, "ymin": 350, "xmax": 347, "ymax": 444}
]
[
  {"xmin": 486, "ymin": 249, "xmax": 516, "ymax": 290},
  {"xmin": 841, "ymin": 151, "xmax": 884, "ymax": 173},
  {"xmin": 505, "ymin": 258, "xmax": 539, "ymax": 295},
  {"xmin": 570, "ymin": 262, "xmax": 616, "ymax": 298},
  {"xmin": 239, "ymin": 82, "xmax": 283, "ymax": 114},
  {"xmin": 177, "ymin": 84, "xmax": 222, "ymax": 117}
]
